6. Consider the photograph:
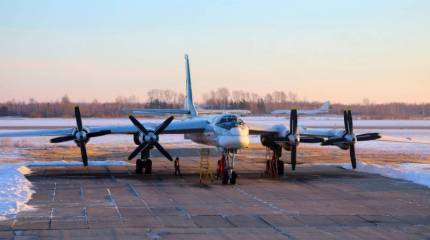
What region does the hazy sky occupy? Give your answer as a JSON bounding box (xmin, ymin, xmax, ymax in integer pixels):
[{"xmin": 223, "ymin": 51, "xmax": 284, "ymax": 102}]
[{"xmin": 0, "ymin": 0, "xmax": 429, "ymax": 104}]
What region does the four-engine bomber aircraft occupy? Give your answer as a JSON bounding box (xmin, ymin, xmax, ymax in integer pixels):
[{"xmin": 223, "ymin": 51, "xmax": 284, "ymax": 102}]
[{"xmin": 0, "ymin": 55, "xmax": 421, "ymax": 185}]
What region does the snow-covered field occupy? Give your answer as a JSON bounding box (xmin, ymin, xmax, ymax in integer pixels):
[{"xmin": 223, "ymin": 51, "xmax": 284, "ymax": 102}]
[{"xmin": 1, "ymin": 116, "xmax": 430, "ymax": 129}]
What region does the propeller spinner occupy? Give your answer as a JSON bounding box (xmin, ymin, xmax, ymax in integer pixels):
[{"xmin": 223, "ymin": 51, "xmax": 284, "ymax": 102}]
[
  {"xmin": 128, "ymin": 115, "xmax": 174, "ymax": 161},
  {"xmin": 50, "ymin": 106, "xmax": 111, "ymax": 166}
]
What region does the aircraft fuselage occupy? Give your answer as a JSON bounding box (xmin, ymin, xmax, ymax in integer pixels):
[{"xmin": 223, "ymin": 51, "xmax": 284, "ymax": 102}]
[{"xmin": 184, "ymin": 114, "xmax": 250, "ymax": 150}]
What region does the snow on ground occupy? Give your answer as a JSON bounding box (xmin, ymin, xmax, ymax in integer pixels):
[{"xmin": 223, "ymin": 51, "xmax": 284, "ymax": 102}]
[
  {"xmin": 341, "ymin": 161, "xmax": 430, "ymax": 188},
  {"xmin": 0, "ymin": 160, "xmax": 131, "ymax": 219}
]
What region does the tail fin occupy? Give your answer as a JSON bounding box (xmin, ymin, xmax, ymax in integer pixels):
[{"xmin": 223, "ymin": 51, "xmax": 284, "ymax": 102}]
[
  {"xmin": 319, "ymin": 101, "xmax": 331, "ymax": 112},
  {"xmin": 184, "ymin": 54, "xmax": 198, "ymax": 117}
]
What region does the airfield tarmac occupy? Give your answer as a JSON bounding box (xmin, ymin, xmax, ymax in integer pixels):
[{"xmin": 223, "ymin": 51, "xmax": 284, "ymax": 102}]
[{"xmin": 1, "ymin": 146, "xmax": 430, "ymax": 240}]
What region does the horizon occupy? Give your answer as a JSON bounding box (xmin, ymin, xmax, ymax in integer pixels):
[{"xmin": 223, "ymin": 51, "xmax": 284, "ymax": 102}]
[{"xmin": 1, "ymin": 1, "xmax": 429, "ymax": 104}]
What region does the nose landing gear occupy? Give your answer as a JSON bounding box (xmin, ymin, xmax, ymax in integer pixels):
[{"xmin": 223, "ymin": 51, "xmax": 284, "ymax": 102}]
[{"xmin": 220, "ymin": 150, "xmax": 238, "ymax": 185}]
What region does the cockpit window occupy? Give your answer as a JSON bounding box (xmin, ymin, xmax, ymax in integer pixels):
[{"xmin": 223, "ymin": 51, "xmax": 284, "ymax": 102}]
[{"xmin": 215, "ymin": 115, "xmax": 244, "ymax": 130}]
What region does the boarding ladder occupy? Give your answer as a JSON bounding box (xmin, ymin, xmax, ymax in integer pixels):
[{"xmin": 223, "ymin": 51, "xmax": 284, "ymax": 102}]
[{"xmin": 199, "ymin": 148, "xmax": 213, "ymax": 183}]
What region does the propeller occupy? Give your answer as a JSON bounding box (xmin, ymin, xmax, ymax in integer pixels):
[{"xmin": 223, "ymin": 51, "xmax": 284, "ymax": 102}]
[
  {"xmin": 50, "ymin": 106, "xmax": 111, "ymax": 166},
  {"xmin": 322, "ymin": 110, "xmax": 381, "ymax": 169},
  {"xmin": 128, "ymin": 115, "xmax": 174, "ymax": 161},
  {"xmin": 287, "ymin": 109, "xmax": 299, "ymax": 170}
]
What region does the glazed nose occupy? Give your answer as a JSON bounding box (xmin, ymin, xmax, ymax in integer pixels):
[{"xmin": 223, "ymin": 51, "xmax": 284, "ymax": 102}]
[{"xmin": 230, "ymin": 125, "xmax": 249, "ymax": 136}]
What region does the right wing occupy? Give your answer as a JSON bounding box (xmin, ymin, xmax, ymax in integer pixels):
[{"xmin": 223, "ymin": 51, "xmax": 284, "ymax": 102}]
[
  {"xmin": 0, "ymin": 128, "xmax": 74, "ymax": 137},
  {"xmin": 0, "ymin": 118, "xmax": 209, "ymax": 138}
]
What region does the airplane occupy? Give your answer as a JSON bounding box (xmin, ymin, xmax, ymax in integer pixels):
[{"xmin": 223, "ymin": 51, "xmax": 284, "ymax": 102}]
[
  {"xmin": 0, "ymin": 55, "xmax": 424, "ymax": 185},
  {"xmin": 271, "ymin": 101, "xmax": 331, "ymax": 115}
]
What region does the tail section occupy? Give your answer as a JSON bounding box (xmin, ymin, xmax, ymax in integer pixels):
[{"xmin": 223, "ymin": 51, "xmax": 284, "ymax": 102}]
[
  {"xmin": 184, "ymin": 54, "xmax": 198, "ymax": 117},
  {"xmin": 318, "ymin": 101, "xmax": 331, "ymax": 112}
]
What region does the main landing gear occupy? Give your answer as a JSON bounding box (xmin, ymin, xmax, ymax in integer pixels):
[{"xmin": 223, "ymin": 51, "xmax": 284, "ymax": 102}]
[
  {"xmin": 135, "ymin": 149, "xmax": 152, "ymax": 175},
  {"xmin": 220, "ymin": 150, "xmax": 238, "ymax": 185},
  {"xmin": 265, "ymin": 146, "xmax": 284, "ymax": 177}
]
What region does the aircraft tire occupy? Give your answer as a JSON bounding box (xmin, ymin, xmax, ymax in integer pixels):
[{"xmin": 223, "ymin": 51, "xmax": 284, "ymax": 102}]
[
  {"xmin": 135, "ymin": 159, "xmax": 144, "ymax": 174},
  {"xmin": 230, "ymin": 171, "xmax": 237, "ymax": 185},
  {"xmin": 222, "ymin": 171, "xmax": 229, "ymax": 185},
  {"xmin": 277, "ymin": 160, "xmax": 284, "ymax": 176},
  {"xmin": 144, "ymin": 159, "xmax": 152, "ymax": 175}
]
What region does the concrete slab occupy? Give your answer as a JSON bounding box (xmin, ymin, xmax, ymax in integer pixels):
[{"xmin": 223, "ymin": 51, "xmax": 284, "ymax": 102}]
[
  {"xmin": 1, "ymin": 157, "xmax": 430, "ymax": 239},
  {"xmin": 192, "ymin": 215, "xmax": 234, "ymax": 228}
]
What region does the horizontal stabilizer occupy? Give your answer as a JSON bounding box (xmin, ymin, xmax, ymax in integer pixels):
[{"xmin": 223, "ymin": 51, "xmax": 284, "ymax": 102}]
[
  {"xmin": 198, "ymin": 109, "xmax": 251, "ymax": 115},
  {"xmin": 132, "ymin": 109, "xmax": 191, "ymax": 115}
]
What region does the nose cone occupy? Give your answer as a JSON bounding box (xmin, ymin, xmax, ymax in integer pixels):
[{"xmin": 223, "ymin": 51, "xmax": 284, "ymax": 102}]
[
  {"xmin": 217, "ymin": 126, "xmax": 250, "ymax": 149},
  {"xmin": 230, "ymin": 126, "xmax": 249, "ymax": 136}
]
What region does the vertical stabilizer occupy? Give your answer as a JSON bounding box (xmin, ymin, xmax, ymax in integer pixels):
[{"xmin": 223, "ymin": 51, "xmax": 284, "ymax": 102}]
[
  {"xmin": 185, "ymin": 54, "xmax": 198, "ymax": 117},
  {"xmin": 319, "ymin": 101, "xmax": 331, "ymax": 112}
]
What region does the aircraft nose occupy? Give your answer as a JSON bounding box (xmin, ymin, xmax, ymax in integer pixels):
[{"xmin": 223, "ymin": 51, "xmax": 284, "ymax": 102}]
[
  {"xmin": 230, "ymin": 126, "xmax": 249, "ymax": 136},
  {"xmin": 218, "ymin": 126, "xmax": 249, "ymax": 149}
]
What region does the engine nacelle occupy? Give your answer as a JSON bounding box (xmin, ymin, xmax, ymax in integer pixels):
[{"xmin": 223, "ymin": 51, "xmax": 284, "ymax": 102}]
[{"xmin": 260, "ymin": 135, "xmax": 282, "ymax": 157}]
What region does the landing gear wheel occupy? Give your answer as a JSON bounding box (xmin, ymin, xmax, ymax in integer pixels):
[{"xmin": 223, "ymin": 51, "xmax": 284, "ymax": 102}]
[
  {"xmin": 277, "ymin": 160, "xmax": 284, "ymax": 176},
  {"xmin": 135, "ymin": 159, "xmax": 144, "ymax": 174},
  {"xmin": 230, "ymin": 171, "xmax": 237, "ymax": 185},
  {"xmin": 222, "ymin": 170, "xmax": 229, "ymax": 185},
  {"xmin": 144, "ymin": 159, "xmax": 152, "ymax": 175}
]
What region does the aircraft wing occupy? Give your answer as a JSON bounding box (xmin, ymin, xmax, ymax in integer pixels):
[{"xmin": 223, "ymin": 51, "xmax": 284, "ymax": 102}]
[
  {"xmin": 378, "ymin": 135, "xmax": 430, "ymax": 144},
  {"xmin": 0, "ymin": 118, "xmax": 209, "ymax": 138},
  {"xmin": 248, "ymin": 122, "xmax": 430, "ymax": 145},
  {"xmin": 90, "ymin": 118, "xmax": 208, "ymax": 134},
  {"xmin": 247, "ymin": 122, "xmax": 342, "ymax": 139},
  {"xmin": 247, "ymin": 122, "xmax": 288, "ymax": 135},
  {"xmin": 0, "ymin": 128, "xmax": 75, "ymax": 137}
]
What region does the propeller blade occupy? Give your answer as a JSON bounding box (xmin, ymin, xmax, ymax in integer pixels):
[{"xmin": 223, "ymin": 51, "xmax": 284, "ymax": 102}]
[
  {"xmin": 347, "ymin": 110, "xmax": 353, "ymax": 134},
  {"xmin": 129, "ymin": 115, "xmax": 149, "ymax": 134},
  {"xmin": 299, "ymin": 136, "xmax": 325, "ymax": 143},
  {"xmin": 79, "ymin": 142, "xmax": 88, "ymax": 166},
  {"xmin": 322, "ymin": 137, "xmax": 347, "ymax": 145},
  {"xmin": 343, "ymin": 110, "xmax": 350, "ymax": 134},
  {"xmin": 154, "ymin": 116, "xmax": 174, "ymax": 135},
  {"xmin": 291, "ymin": 145, "xmax": 297, "ymax": 171},
  {"xmin": 87, "ymin": 130, "xmax": 111, "ymax": 138},
  {"xmin": 128, "ymin": 143, "xmax": 149, "ymax": 160},
  {"xmin": 50, "ymin": 135, "xmax": 75, "ymax": 143},
  {"xmin": 75, "ymin": 106, "xmax": 83, "ymax": 131},
  {"xmin": 154, "ymin": 142, "xmax": 173, "ymax": 161},
  {"xmin": 349, "ymin": 144, "xmax": 356, "ymax": 169},
  {"xmin": 292, "ymin": 109, "xmax": 297, "ymax": 134},
  {"xmin": 356, "ymin": 133, "xmax": 381, "ymax": 141},
  {"xmin": 289, "ymin": 109, "xmax": 298, "ymax": 134}
]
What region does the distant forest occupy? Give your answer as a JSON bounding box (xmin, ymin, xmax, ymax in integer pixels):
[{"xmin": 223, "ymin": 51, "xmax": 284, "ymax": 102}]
[{"xmin": 0, "ymin": 88, "xmax": 429, "ymax": 119}]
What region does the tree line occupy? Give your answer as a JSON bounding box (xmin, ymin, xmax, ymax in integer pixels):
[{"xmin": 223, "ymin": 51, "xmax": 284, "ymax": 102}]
[{"xmin": 0, "ymin": 88, "xmax": 429, "ymax": 119}]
